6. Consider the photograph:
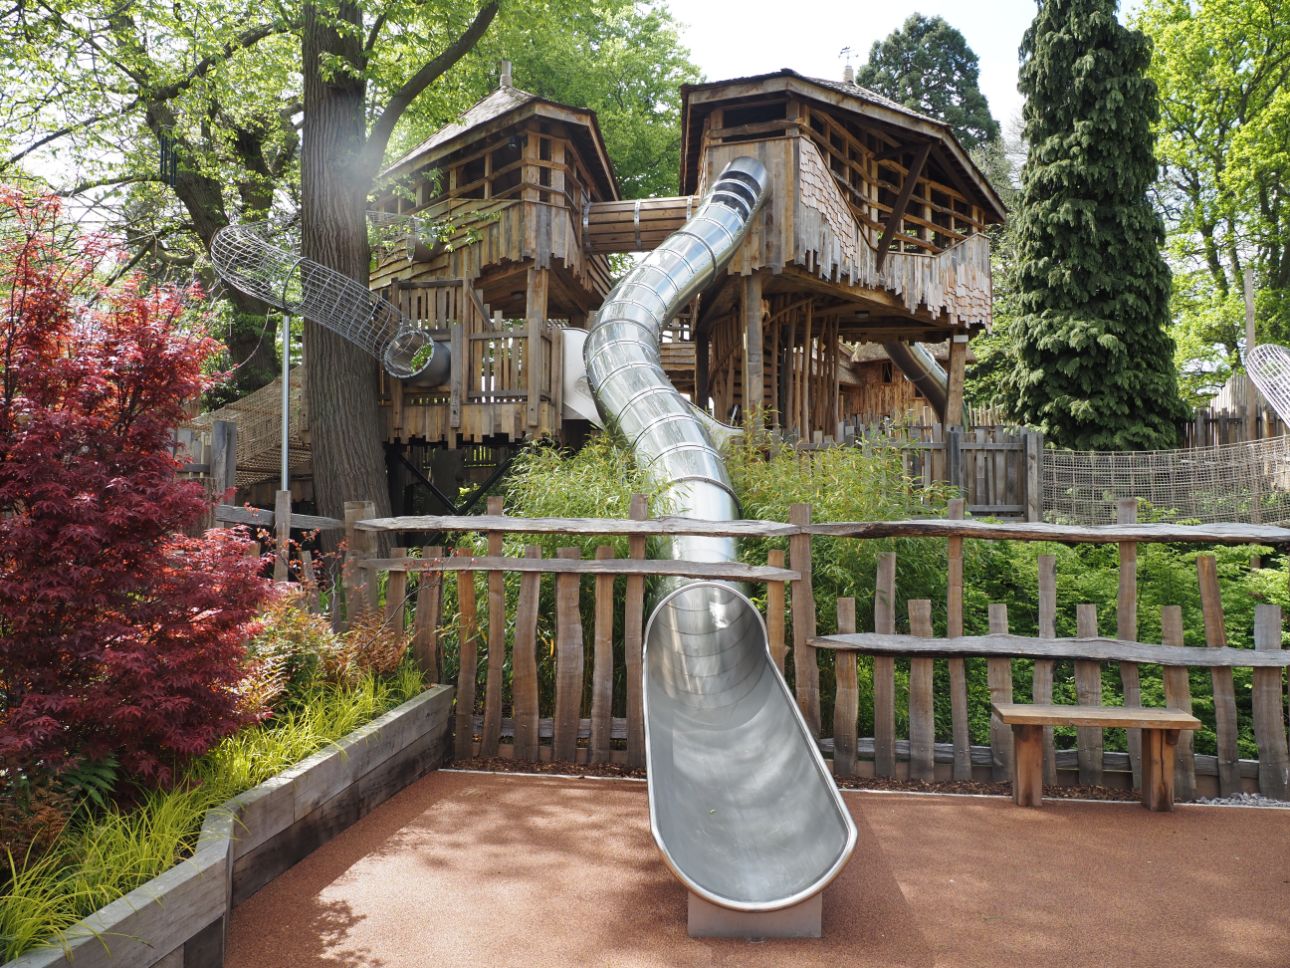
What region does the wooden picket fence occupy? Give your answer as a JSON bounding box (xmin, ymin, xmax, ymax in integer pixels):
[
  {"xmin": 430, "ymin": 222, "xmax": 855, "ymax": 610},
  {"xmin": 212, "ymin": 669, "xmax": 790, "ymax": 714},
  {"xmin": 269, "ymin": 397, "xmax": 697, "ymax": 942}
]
[{"xmin": 249, "ymin": 495, "xmax": 1290, "ymax": 801}]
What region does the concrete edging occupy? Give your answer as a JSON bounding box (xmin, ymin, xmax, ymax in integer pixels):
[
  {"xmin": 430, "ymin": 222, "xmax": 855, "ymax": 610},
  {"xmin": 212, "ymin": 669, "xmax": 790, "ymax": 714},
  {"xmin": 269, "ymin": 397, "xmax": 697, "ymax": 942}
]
[{"xmin": 4, "ymin": 684, "xmax": 454, "ymax": 968}]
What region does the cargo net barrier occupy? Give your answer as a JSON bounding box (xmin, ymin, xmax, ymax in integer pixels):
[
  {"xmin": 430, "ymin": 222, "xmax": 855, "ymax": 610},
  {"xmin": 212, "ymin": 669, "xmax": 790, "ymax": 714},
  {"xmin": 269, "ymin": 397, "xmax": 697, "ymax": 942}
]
[{"xmin": 1041, "ymin": 434, "xmax": 1290, "ymax": 525}]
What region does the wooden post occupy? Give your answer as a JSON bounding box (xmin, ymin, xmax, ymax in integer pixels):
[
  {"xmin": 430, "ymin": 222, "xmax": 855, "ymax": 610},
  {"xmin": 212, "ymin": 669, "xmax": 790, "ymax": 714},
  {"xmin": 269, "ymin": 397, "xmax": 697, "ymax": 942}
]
[
  {"xmin": 1197, "ymin": 554, "xmax": 1241, "ymax": 796},
  {"xmin": 553, "ymin": 547, "xmax": 584, "ymax": 762},
  {"xmin": 1161, "ymin": 605, "xmax": 1196, "ymax": 800},
  {"xmin": 945, "ymin": 427, "xmax": 962, "ymax": 492},
  {"xmin": 833, "ymin": 597, "xmax": 858, "ymax": 778},
  {"xmin": 342, "ymin": 500, "xmax": 376, "ymax": 628},
  {"xmin": 944, "ymin": 333, "xmax": 967, "ymax": 431},
  {"xmin": 273, "ymin": 489, "xmax": 291, "ymax": 582},
  {"xmin": 1117, "ymin": 499, "xmax": 1143, "ymax": 788},
  {"xmin": 300, "ymin": 550, "xmax": 321, "ymax": 612},
  {"xmin": 412, "ymin": 546, "xmax": 444, "ymax": 682},
  {"xmin": 1075, "ymin": 603, "xmax": 1103, "ymax": 786},
  {"xmin": 1035, "ymin": 555, "xmax": 1058, "ymax": 784},
  {"xmin": 479, "ymin": 497, "xmax": 506, "ymax": 757},
  {"xmin": 742, "ymin": 272, "xmax": 764, "ymax": 427},
  {"xmin": 525, "ymin": 267, "xmax": 550, "ymax": 429},
  {"xmin": 1012, "ymin": 725, "xmax": 1045, "ymax": 807},
  {"xmin": 591, "ymin": 545, "xmax": 615, "ymax": 764},
  {"xmin": 946, "ymin": 498, "xmax": 971, "ymax": 780},
  {"xmin": 511, "ymin": 546, "xmax": 543, "ymax": 762},
  {"xmin": 625, "ymin": 495, "xmax": 648, "ymax": 769},
  {"xmin": 385, "ymin": 547, "xmax": 407, "ymax": 631},
  {"xmin": 1024, "ymin": 430, "xmax": 1042, "ymax": 522},
  {"xmin": 789, "ymin": 503, "xmax": 820, "ymax": 735},
  {"xmin": 453, "ymin": 548, "xmax": 480, "ymax": 761},
  {"xmin": 1244, "ymin": 265, "xmax": 1258, "ymax": 444},
  {"xmin": 210, "ymin": 419, "xmax": 238, "ymax": 500},
  {"xmin": 767, "ymin": 549, "xmax": 788, "ymax": 674},
  {"xmin": 908, "ymin": 599, "xmax": 936, "ymax": 782},
  {"xmin": 873, "ymin": 552, "xmax": 897, "ymax": 778},
  {"xmin": 1252, "ymin": 604, "xmax": 1289, "ymax": 799},
  {"xmin": 987, "ymin": 604, "xmax": 1013, "ymax": 781}
]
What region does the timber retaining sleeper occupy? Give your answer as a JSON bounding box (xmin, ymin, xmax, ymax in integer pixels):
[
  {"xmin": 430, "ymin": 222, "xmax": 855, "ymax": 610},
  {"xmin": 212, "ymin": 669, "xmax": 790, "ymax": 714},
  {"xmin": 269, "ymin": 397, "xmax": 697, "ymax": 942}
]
[{"xmin": 3, "ymin": 684, "xmax": 454, "ymax": 968}]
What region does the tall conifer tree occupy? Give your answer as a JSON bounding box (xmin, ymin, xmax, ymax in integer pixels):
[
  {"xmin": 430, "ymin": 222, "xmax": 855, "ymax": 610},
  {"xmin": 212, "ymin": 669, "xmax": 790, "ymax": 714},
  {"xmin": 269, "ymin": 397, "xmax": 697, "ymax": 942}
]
[{"xmin": 1008, "ymin": 0, "xmax": 1185, "ymax": 449}]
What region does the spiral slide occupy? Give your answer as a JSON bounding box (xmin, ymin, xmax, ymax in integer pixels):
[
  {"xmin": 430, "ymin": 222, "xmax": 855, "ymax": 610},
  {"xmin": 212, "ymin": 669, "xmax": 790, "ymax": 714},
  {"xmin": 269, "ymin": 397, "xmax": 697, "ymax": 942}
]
[{"xmin": 583, "ymin": 158, "xmax": 856, "ymax": 936}]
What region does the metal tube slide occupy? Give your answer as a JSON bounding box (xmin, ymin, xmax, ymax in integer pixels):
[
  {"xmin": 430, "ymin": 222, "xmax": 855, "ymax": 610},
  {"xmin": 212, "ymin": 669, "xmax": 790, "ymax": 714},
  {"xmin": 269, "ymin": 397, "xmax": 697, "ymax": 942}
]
[
  {"xmin": 881, "ymin": 339, "xmax": 948, "ymax": 419},
  {"xmin": 209, "ymin": 220, "xmax": 450, "ymax": 386},
  {"xmin": 585, "ymin": 158, "xmax": 856, "ymax": 912}
]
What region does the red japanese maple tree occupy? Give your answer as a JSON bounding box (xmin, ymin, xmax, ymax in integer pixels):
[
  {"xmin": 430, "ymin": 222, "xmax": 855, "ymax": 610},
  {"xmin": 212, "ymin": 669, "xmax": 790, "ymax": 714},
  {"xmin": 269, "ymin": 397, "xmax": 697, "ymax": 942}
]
[{"xmin": 0, "ymin": 189, "xmax": 271, "ymax": 785}]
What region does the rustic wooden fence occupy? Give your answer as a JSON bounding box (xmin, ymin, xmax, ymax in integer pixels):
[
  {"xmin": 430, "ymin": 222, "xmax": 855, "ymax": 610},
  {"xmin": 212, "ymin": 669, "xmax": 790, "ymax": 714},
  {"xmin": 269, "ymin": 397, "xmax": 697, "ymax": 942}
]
[{"xmin": 285, "ymin": 496, "xmax": 1290, "ymax": 801}]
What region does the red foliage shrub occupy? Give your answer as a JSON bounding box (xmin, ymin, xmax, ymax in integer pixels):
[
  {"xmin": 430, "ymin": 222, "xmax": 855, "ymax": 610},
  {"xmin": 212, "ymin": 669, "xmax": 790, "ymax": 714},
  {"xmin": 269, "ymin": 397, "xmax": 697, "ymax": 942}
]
[{"xmin": 0, "ymin": 188, "xmax": 272, "ymax": 785}]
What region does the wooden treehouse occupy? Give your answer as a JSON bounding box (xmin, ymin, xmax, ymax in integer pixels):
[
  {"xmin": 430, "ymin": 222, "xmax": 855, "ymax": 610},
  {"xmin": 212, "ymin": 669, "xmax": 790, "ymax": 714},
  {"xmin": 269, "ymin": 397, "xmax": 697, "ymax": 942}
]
[{"xmin": 362, "ymin": 67, "xmax": 1005, "ymax": 508}]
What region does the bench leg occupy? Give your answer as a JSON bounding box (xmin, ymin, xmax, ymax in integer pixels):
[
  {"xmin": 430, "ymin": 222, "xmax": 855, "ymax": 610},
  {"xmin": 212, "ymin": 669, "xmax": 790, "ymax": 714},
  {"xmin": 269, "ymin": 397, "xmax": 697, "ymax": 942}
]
[
  {"xmin": 1140, "ymin": 729, "xmax": 1178, "ymax": 811},
  {"xmin": 1012, "ymin": 725, "xmax": 1044, "ymax": 807}
]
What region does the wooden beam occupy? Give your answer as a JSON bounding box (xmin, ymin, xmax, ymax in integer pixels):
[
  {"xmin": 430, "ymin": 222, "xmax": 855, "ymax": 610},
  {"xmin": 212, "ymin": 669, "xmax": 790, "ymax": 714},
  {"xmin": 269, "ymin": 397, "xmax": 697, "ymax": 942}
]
[
  {"xmin": 875, "ymin": 141, "xmax": 932, "ymax": 272},
  {"xmin": 742, "ymin": 272, "xmax": 765, "ymax": 426},
  {"xmin": 525, "ymin": 267, "xmax": 549, "ymax": 429},
  {"xmin": 945, "ymin": 333, "xmax": 967, "ymax": 430},
  {"xmin": 360, "ymin": 554, "xmax": 799, "ymax": 584}
]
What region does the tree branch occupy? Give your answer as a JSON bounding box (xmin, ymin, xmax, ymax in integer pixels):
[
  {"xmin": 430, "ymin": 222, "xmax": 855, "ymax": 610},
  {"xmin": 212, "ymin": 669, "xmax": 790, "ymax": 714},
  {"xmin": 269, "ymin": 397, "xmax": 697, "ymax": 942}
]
[
  {"xmin": 149, "ymin": 18, "xmax": 298, "ymax": 104},
  {"xmin": 363, "ymin": 0, "xmax": 499, "ymax": 169}
]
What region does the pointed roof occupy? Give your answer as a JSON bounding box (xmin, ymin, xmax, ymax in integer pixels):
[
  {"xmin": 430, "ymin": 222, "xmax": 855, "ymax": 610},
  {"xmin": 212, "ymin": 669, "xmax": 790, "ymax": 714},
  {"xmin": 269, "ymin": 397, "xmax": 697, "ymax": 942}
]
[{"xmin": 382, "ymin": 83, "xmax": 620, "ymax": 201}]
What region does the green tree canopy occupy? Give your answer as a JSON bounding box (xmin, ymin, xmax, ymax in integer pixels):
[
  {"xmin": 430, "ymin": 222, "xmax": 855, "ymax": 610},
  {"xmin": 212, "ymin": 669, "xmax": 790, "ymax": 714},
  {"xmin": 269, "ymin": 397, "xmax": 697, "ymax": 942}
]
[
  {"xmin": 1134, "ymin": 0, "xmax": 1290, "ymax": 404},
  {"xmin": 854, "ymin": 13, "xmax": 1001, "ymax": 151},
  {"xmin": 1006, "ymin": 0, "xmax": 1186, "ymax": 449}
]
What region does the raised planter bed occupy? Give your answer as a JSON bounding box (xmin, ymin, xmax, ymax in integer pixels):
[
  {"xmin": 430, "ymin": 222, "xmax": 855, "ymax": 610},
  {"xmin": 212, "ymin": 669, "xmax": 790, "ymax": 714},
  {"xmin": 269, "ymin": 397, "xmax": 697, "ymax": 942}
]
[{"xmin": 4, "ymin": 684, "xmax": 454, "ymax": 968}]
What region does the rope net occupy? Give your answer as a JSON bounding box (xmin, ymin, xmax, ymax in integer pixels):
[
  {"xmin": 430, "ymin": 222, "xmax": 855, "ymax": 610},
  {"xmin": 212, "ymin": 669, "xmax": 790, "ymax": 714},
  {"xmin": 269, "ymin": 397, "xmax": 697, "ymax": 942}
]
[
  {"xmin": 1042, "ymin": 434, "xmax": 1290, "ymax": 525},
  {"xmin": 188, "ymin": 368, "xmax": 309, "ymax": 488}
]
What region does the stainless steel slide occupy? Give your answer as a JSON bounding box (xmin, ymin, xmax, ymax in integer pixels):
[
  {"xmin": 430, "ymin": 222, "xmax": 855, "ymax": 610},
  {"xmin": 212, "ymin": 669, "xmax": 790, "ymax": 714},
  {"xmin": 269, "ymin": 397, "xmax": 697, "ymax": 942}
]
[
  {"xmin": 584, "ymin": 158, "xmax": 856, "ymax": 912},
  {"xmin": 881, "ymin": 339, "xmax": 949, "ymax": 419}
]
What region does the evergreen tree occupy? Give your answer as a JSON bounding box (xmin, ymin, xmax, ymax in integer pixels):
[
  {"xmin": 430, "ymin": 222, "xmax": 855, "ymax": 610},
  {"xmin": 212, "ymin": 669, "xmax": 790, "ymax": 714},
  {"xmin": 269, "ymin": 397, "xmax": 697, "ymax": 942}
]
[
  {"xmin": 855, "ymin": 14, "xmax": 1001, "ymax": 150},
  {"xmin": 1007, "ymin": 0, "xmax": 1186, "ymax": 449}
]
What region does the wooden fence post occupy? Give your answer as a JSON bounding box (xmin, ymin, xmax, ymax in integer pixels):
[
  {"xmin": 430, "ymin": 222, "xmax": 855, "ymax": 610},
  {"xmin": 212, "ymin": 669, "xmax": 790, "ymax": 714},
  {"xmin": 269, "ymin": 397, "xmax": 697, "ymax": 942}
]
[
  {"xmin": 625, "ymin": 495, "xmax": 648, "ymax": 770},
  {"xmin": 412, "ymin": 545, "xmax": 444, "ymax": 682},
  {"xmin": 1117, "ymin": 498, "xmax": 1143, "ymax": 788},
  {"xmin": 987, "ymin": 603, "xmax": 1014, "ymax": 781},
  {"xmin": 210, "ymin": 419, "xmax": 238, "ymax": 500},
  {"xmin": 453, "ymin": 548, "xmax": 480, "ymax": 761},
  {"xmin": 789, "ymin": 503, "xmax": 820, "ymax": 736},
  {"xmin": 833, "ymin": 598, "xmax": 858, "ymax": 778},
  {"xmin": 1024, "ymin": 430, "xmax": 1043, "ymax": 522},
  {"xmin": 1197, "ymin": 554, "xmax": 1241, "ymax": 796},
  {"xmin": 1252, "ymin": 604, "xmax": 1289, "ymax": 799},
  {"xmin": 946, "ymin": 498, "xmax": 971, "ymax": 780},
  {"xmin": 1160, "ymin": 605, "xmax": 1196, "ymax": 800},
  {"xmin": 553, "ymin": 547, "xmax": 584, "ymax": 762},
  {"xmin": 873, "ymin": 552, "xmax": 897, "ymax": 778},
  {"xmin": 1074, "ymin": 603, "xmax": 1103, "ymax": 786},
  {"xmin": 1035, "ymin": 555, "xmax": 1058, "ymax": 784},
  {"xmin": 767, "ymin": 549, "xmax": 788, "ymax": 674},
  {"xmin": 591, "ymin": 545, "xmax": 615, "ymax": 764},
  {"xmin": 908, "ymin": 599, "xmax": 936, "ymax": 782},
  {"xmin": 945, "ymin": 427, "xmax": 962, "ymax": 493},
  {"xmin": 511, "ymin": 546, "xmax": 542, "ymax": 762},
  {"xmin": 385, "ymin": 548, "xmax": 407, "ymax": 631},
  {"xmin": 479, "ymin": 497, "xmax": 506, "ymax": 757},
  {"xmin": 342, "ymin": 500, "xmax": 376, "ymax": 629},
  {"xmin": 273, "ymin": 489, "xmax": 291, "ymax": 582}
]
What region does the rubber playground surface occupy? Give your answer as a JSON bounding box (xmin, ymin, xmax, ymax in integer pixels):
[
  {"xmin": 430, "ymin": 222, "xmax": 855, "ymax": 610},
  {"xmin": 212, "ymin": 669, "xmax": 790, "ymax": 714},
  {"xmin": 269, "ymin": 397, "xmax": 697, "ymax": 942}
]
[{"xmin": 227, "ymin": 770, "xmax": 1290, "ymax": 968}]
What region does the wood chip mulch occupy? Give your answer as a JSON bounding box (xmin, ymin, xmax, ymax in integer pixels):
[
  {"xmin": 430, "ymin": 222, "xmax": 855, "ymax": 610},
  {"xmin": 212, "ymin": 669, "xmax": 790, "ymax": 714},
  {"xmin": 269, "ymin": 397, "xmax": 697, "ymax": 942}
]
[{"xmin": 451, "ymin": 757, "xmax": 1141, "ymax": 801}]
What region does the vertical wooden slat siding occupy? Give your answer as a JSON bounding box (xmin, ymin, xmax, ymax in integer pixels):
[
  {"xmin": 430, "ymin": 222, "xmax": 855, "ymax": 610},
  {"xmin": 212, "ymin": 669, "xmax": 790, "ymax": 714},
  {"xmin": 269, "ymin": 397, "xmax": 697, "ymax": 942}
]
[
  {"xmin": 591, "ymin": 545, "xmax": 615, "ymax": 764},
  {"xmin": 1074, "ymin": 603, "xmax": 1103, "ymax": 786},
  {"xmin": 1117, "ymin": 499, "xmax": 1143, "ymax": 788},
  {"xmin": 833, "ymin": 597, "xmax": 859, "ymax": 778},
  {"xmin": 767, "ymin": 549, "xmax": 788, "ymax": 674},
  {"xmin": 625, "ymin": 495, "xmax": 648, "ymax": 769},
  {"xmin": 987, "ymin": 603, "xmax": 1013, "ymax": 781},
  {"xmin": 386, "ymin": 547, "xmax": 408, "ymax": 630},
  {"xmin": 945, "ymin": 498, "xmax": 971, "ymax": 780},
  {"xmin": 511, "ymin": 546, "xmax": 542, "ymax": 762},
  {"xmin": 453, "ymin": 548, "xmax": 480, "ymax": 761},
  {"xmin": 1252, "ymin": 604, "xmax": 1289, "ymax": 799},
  {"xmin": 1197, "ymin": 554, "xmax": 1241, "ymax": 796},
  {"xmin": 873, "ymin": 551, "xmax": 897, "ymax": 778},
  {"xmin": 553, "ymin": 547, "xmax": 585, "ymax": 762},
  {"xmin": 479, "ymin": 497, "xmax": 506, "ymax": 757},
  {"xmin": 908, "ymin": 599, "xmax": 936, "ymax": 782},
  {"xmin": 1160, "ymin": 605, "xmax": 1196, "ymax": 799},
  {"xmin": 412, "ymin": 545, "xmax": 443, "ymax": 681},
  {"xmin": 789, "ymin": 503, "xmax": 821, "ymax": 735},
  {"xmin": 274, "ymin": 489, "xmax": 291, "ymax": 582},
  {"xmin": 1035, "ymin": 554, "xmax": 1058, "ymax": 784}
]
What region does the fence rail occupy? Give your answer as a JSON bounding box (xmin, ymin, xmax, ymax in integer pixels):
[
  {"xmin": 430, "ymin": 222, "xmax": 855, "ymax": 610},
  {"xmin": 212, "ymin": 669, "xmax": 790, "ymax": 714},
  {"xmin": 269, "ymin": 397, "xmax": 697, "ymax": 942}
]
[{"xmin": 230, "ymin": 494, "xmax": 1290, "ymax": 802}]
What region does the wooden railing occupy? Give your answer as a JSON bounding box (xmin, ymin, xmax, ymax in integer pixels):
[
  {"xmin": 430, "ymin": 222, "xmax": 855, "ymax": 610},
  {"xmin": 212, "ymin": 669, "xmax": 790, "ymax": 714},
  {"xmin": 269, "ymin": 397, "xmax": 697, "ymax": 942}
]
[{"xmin": 313, "ymin": 497, "xmax": 1290, "ymax": 800}]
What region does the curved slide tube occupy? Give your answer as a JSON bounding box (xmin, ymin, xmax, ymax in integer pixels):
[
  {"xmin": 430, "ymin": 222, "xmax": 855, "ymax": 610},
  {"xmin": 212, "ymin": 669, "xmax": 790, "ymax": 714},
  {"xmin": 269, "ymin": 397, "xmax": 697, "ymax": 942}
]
[
  {"xmin": 881, "ymin": 339, "xmax": 949, "ymax": 419},
  {"xmin": 584, "ymin": 158, "xmax": 856, "ymax": 912},
  {"xmin": 210, "ymin": 220, "xmax": 450, "ymax": 385}
]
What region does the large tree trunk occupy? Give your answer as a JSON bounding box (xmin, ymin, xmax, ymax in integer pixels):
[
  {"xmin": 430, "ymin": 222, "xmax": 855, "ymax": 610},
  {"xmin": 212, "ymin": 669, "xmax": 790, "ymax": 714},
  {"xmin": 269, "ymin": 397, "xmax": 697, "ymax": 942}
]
[{"xmin": 301, "ymin": 1, "xmax": 390, "ymax": 521}]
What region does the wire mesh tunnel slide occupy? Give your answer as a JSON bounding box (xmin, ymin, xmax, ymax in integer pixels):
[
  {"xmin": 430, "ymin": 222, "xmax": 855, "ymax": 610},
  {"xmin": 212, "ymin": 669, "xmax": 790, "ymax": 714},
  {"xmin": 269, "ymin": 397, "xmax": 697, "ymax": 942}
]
[
  {"xmin": 209, "ymin": 219, "xmax": 450, "ymax": 385},
  {"xmin": 584, "ymin": 157, "xmax": 856, "ymax": 915}
]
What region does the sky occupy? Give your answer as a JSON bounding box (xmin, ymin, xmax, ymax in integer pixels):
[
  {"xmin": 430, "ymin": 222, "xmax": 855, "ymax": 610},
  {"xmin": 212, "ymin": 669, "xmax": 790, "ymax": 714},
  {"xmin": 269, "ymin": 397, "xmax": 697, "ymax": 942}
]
[{"xmin": 665, "ymin": 0, "xmax": 1144, "ymax": 140}]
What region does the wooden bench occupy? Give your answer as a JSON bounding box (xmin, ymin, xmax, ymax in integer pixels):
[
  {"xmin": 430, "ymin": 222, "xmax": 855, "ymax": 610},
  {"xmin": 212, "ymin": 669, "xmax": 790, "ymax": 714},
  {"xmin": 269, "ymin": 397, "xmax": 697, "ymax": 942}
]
[{"xmin": 991, "ymin": 703, "xmax": 1202, "ymax": 811}]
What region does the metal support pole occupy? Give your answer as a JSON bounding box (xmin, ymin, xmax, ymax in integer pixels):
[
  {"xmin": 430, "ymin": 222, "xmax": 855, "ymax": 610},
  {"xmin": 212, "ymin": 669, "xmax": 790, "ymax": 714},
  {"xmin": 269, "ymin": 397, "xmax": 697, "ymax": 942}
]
[{"xmin": 280, "ymin": 310, "xmax": 290, "ymax": 492}]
